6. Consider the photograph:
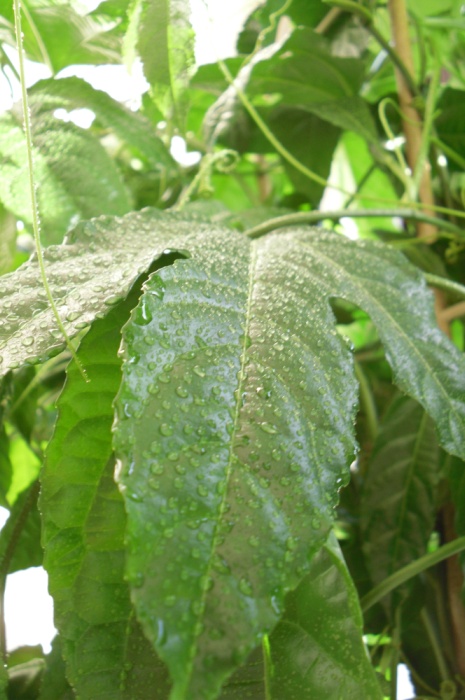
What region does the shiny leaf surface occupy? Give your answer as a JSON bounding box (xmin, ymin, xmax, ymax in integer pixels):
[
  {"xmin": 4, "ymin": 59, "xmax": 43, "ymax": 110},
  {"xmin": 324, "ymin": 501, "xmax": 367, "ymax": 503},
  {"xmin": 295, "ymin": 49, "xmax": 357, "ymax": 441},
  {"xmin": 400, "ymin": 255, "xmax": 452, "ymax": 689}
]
[{"xmin": 113, "ymin": 224, "xmax": 465, "ymax": 698}]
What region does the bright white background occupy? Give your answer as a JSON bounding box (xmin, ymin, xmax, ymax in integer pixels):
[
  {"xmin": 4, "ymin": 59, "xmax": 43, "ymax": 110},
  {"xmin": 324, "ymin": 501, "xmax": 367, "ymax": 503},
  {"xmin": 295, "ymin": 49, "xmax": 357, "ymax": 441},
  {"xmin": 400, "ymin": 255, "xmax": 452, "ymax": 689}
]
[{"xmin": 0, "ymin": 1, "xmax": 415, "ymax": 696}]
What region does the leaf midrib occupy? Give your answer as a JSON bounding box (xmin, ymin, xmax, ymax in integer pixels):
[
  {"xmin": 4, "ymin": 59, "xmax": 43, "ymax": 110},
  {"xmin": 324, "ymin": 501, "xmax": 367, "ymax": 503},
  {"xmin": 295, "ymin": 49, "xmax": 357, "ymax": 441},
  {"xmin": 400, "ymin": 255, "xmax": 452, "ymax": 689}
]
[{"xmin": 179, "ymin": 245, "xmax": 258, "ymax": 696}]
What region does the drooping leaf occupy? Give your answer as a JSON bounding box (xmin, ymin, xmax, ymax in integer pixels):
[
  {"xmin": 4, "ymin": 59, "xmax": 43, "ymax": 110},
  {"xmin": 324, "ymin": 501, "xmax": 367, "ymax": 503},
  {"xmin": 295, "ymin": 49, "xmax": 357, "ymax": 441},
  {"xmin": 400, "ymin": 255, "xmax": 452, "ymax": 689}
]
[
  {"xmin": 29, "ymin": 77, "xmax": 179, "ymax": 178},
  {"xmin": 360, "ymin": 396, "xmax": 440, "ymax": 609},
  {"xmin": 41, "ymin": 288, "xmax": 171, "ymax": 699},
  {"xmin": 0, "ymin": 105, "xmax": 131, "ymax": 244},
  {"xmin": 113, "ymin": 220, "xmax": 465, "ymax": 698},
  {"xmin": 124, "ymin": 0, "xmax": 195, "ymax": 126}
]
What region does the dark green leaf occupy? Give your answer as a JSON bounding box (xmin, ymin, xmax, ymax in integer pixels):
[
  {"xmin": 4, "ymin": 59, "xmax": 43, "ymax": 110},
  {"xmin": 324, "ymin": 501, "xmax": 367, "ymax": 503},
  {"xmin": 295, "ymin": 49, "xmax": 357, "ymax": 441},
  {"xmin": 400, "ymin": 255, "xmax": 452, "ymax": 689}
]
[
  {"xmin": 360, "ymin": 396, "xmax": 440, "ymax": 608},
  {"xmin": 0, "ymin": 482, "xmax": 41, "ymax": 576},
  {"xmin": 113, "ymin": 222, "xmax": 465, "ymax": 697},
  {"xmin": 41, "ymin": 291, "xmax": 169, "ymax": 699}
]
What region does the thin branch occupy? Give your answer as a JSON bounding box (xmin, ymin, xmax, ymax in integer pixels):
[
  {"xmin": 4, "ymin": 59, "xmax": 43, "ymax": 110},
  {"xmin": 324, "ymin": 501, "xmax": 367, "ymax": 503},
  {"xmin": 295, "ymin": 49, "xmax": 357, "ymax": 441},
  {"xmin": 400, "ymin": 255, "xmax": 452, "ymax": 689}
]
[
  {"xmin": 361, "ymin": 536, "xmax": 465, "ymax": 612},
  {"xmin": 438, "ymin": 301, "xmax": 465, "ymax": 324},
  {"xmin": 245, "ymin": 208, "xmax": 465, "ymax": 240}
]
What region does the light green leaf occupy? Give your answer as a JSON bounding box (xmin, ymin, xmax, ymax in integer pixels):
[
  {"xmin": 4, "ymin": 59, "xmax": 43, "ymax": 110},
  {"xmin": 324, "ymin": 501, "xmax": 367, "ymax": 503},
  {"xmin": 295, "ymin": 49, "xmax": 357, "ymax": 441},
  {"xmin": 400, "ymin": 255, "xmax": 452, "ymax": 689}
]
[
  {"xmin": 113, "ymin": 222, "xmax": 465, "ymax": 698},
  {"xmin": 360, "ymin": 396, "xmax": 440, "ymax": 608},
  {"xmin": 29, "ymin": 77, "xmax": 179, "ymax": 177},
  {"xmin": 41, "ymin": 291, "xmax": 170, "ymax": 698},
  {"xmin": 0, "ymin": 105, "xmax": 131, "ymax": 244},
  {"xmin": 0, "ymin": 0, "xmax": 122, "ymax": 71},
  {"xmin": 124, "ymin": 0, "xmax": 195, "ymax": 125}
]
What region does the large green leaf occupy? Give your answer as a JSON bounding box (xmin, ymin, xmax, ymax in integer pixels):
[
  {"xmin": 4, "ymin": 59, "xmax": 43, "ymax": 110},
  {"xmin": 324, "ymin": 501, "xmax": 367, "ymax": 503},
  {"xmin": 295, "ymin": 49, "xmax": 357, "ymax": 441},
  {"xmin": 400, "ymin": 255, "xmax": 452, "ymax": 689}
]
[
  {"xmin": 124, "ymin": 0, "xmax": 194, "ymax": 125},
  {"xmin": 360, "ymin": 396, "xmax": 440, "ymax": 609},
  {"xmin": 41, "ymin": 289, "xmax": 170, "ymax": 699},
  {"xmin": 0, "ymin": 105, "xmax": 131, "ymax": 244},
  {"xmin": 113, "ymin": 221, "xmax": 465, "ymax": 698}
]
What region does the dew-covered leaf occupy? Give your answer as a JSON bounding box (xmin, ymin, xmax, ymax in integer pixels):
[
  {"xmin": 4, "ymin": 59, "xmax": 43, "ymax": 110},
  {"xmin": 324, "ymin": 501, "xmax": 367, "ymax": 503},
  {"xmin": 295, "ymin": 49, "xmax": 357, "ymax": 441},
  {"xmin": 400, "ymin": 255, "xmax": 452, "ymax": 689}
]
[
  {"xmin": 220, "ymin": 534, "xmax": 382, "ymax": 699},
  {"xmin": 0, "ymin": 209, "xmax": 197, "ymax": 375},
  {"xmin": 113, "ymin": 225, "xmax": 465, "ymax": 698},
  {"xmin": 0, "ymin": 102, "xmax": 131, "ymax": 244},
  {"xmin": 41, "ymin": 291, "xmax": 170, "ymax": 699},
  {"xmin": 360, "ymin": 396, "xmax": 440, "ymax": 609}
]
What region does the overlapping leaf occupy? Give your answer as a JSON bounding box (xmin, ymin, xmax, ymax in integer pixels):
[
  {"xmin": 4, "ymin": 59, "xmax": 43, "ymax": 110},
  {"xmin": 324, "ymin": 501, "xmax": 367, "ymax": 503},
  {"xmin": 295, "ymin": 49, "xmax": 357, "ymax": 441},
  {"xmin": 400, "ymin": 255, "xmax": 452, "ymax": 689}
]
[
  {"xmin": 41, "ymin": 291, "xmax": 170, "ymax": 699},
  {"xmin": 360, "ymin": 396, "xmax": 440, "ymax": 609},
  {"xmin": 113, "ymin": 221, "xmax": 465, "ymax": 698},
  {"xmin": 0, "ymin": 210, "xmax": 197, "ymax": 373}
]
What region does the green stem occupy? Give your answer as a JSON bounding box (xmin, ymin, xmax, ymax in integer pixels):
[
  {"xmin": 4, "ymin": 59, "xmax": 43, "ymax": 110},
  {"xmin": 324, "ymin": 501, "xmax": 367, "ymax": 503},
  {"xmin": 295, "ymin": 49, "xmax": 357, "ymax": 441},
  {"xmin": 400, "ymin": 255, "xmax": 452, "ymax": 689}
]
[
  {"xmin": 245, "ymin": 208, "xmax": 465, "ymax": 240},
  {"xmin": 367, "ymin": 22, "xmax": 419, "ymax": 98},
  {"xmin": 13, "ymin": 0, "xmax": 88, "ymax": 381},
  {"xmin": 217, "ymin": 59, "xmax": 346, "ymax": 193},
  {"xmin": 412, "ymin": 59, "xmax": 440, "ymax": 194},
  {"xmin": 20, "ymin": 1, "xmax": 54, "ymax": 74},
  {"xmin": 431, "ymin": 137, "xmax": 465, "ymax": 172},
  {"xmin": 424, "ymin": 274, "xmax": 465, "ymax": 300},
  {"xmin": 420, "ymin": 608, "xmax": 450, "ymax": 683},
  {"xmin": 361, "ymin": 536, "xmax": 465, "ymax": 612},
  {"xmin": 262, "ymin": 634, "xmax": 273, "ymax": 700},
  {"xmin": 390, "ymin": 609, "xmax": 401, "ymax": 700}
]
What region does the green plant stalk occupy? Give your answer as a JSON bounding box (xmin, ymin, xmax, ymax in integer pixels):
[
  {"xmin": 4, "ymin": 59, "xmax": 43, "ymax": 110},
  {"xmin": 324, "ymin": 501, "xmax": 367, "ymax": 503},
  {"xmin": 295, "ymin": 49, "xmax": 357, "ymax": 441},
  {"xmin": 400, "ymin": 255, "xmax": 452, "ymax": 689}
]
[
  {"xmin": 431, "ymin": 137, "xmax": 465, "ymax": 172},
  {"xmin": 263, "ymin": 634, "xmax": 273, "ymax": 700},
  {"xmin": 216, "ymin": 58, "xmax": 345, "ymax": 193},
  {"xmin": 217, "ymin": 54, "xmax": 465, "ymax": 220},
  {"xmin": 13, "ymin": 0, "xmax": 88, "ymax": 381},
  {"xmin": 245, "ymin": 208, "xmax": 465, "ymax": 240},
  {"xmin": 361, "ymin": 536, "xmax": 465, "ymax": 612},
  {"xmin": 20, "ymin": 1, "xmax": 54, "ymax": 74},
  {"xmin": 420, "ymin": 608, "xmax": 450, "ymax": 683},
  {"xmin": 390, "ymin": 611, "xmax": 401, "ymax": 700},
  {"xmin": 367, "ymin": 22, "xmax": 419, "ymax": 98},
  {"xmin": 424, "ymin": 274, "xmax": 465, "ymax": 300},
  {"xmin": 412, "ymin": 60, "xmax": 440, "ymax": 194},
  {"xmin": 378, "ymin": 98, "xmax": 413, "ymax": 196}
]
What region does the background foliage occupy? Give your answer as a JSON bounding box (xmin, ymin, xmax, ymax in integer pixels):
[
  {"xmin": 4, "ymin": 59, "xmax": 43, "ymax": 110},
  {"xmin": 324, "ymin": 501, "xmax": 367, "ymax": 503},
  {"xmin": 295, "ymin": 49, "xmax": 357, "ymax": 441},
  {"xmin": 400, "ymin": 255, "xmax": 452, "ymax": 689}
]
[{"xmin": 1, "ymin": 0, "xmax": 465, "ymax": 698}]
